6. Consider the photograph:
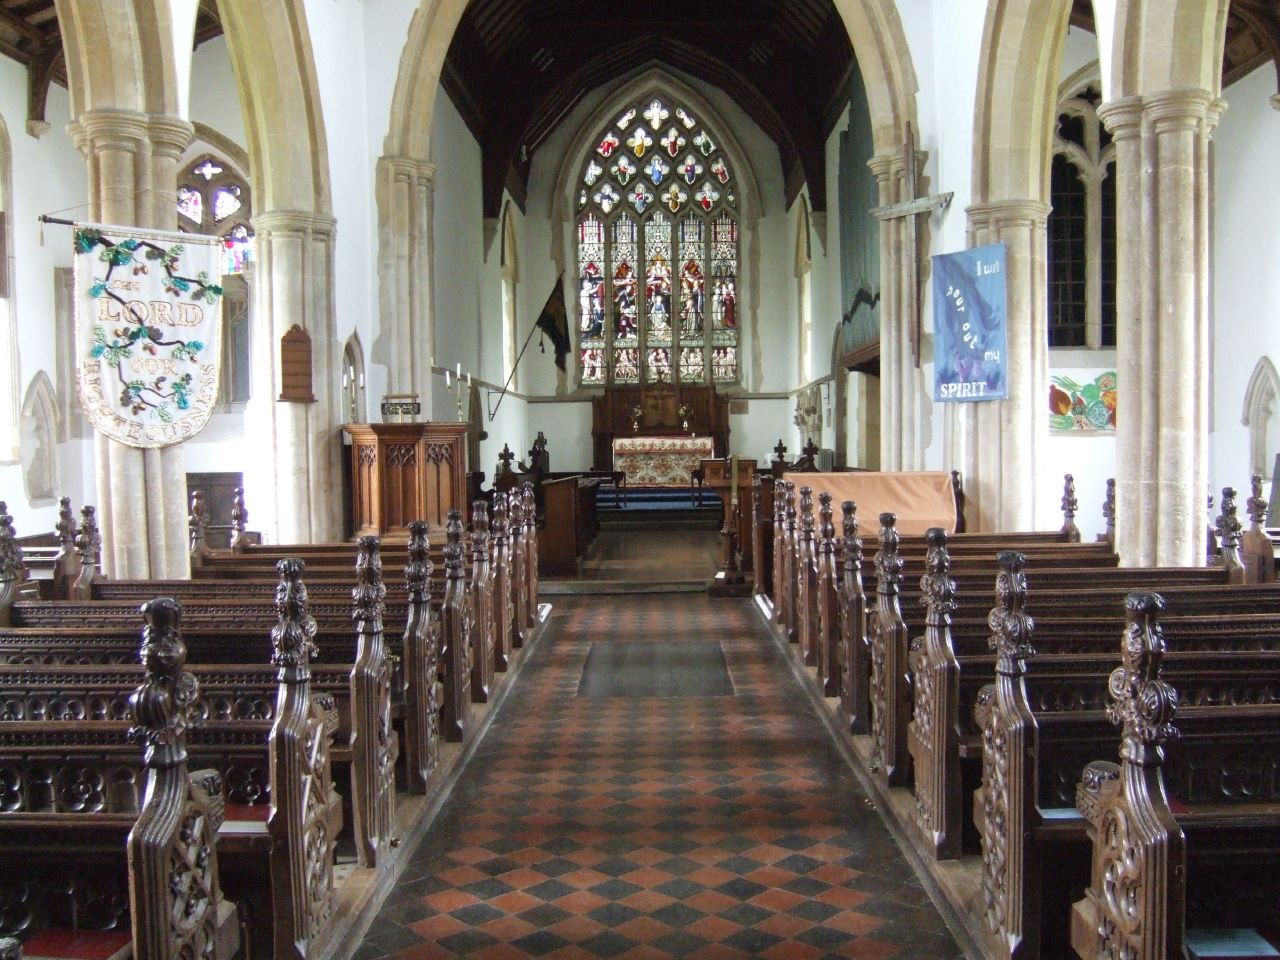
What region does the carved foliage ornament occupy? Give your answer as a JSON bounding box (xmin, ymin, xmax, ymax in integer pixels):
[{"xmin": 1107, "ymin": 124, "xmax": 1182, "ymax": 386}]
[
  {"xmin": 988, "ymin": 551, "xmax": 1035, "ymax": 666},
  {"xmin": 1108, "ymin": 592, "xmax": 1179, "ymax": 765}
]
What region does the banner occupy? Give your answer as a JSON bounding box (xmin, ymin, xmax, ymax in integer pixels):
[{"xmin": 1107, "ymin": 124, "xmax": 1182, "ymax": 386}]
[
  {"xmin": 74, "ymin": 223, "xmax": 224, "ymax": 448},
  {"xmin": 932, "ymin": 243, "xmax": 1007, "ymax": 402},
  {"xmin": 535, "ymin": 275, "xmax": 570, "ymax": 371}
]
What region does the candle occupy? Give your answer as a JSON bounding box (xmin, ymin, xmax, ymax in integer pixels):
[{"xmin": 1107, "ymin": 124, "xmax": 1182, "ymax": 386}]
[
  {"xmin": 445, "ymin": 370, "xmax": 451, "ymax": 387},
  {"xmin": 730, "ymin": 455, "xmax": 738, "ymax": 505},
  {"xmin": 456, "ymin": 362, "xmax": 462, "ymax": 378},
  {"xmin": 467, "ymin": 372, "xmax": 472, "ymax": 386}
]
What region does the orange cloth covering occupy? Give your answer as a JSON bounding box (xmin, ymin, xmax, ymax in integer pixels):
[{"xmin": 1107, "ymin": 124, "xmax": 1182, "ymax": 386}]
[{"xmin": 781, "ymin": 471, "xmax": 957, "ymax": 536}]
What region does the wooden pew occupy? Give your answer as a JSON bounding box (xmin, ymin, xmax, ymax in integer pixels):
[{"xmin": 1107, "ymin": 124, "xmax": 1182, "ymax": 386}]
[
  {"xmin": 1070, "ymin": 594, "xmax": 1280, "ymax": 960},
  {"xmin": 0, "ymin": 597, "xmax": 240, "ymax": 960},
  {"xmin": 971, "ymin": 562, "xmax": 1280, "ymax": 960}
]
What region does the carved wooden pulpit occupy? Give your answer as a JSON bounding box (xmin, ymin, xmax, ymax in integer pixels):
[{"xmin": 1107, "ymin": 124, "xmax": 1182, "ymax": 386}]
[
  {"xmin": 701, "ymin": 458, "xmax": 757, "ymax": 577},
  {"xmin": 342, "ymin": 422, "xmax": 468, "ymax": 539}
]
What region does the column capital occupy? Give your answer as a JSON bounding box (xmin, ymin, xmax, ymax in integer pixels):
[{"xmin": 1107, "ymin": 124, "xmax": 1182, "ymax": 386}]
[
  {"xmin": 68, "ymin": 108, "xmax": 151, "ymax": 155},
  {"xmin": 965, "ymin": 198, "xmax": 1050, "ymax": 229},
  {"xmin": 867, "ymin": 153, "xmax": 897, "ymax": 180},
  {"xmin": 1143, "ymin": 88, "xmax": 1219, "ymax": 130},
  {"xmin": 146, "ymin": 115, "xmax": 194, "ymax": 161},
  {"xmin": 379, "ymin": 154, "xmax": 437, "ymax": 189},
  {"xmin": 252, "ymin": 208, "xmax": 337, "ymax": 238},
  {"xmin": 1097, "ymin": 96, "xmax": 1144, "ymax": 138}
]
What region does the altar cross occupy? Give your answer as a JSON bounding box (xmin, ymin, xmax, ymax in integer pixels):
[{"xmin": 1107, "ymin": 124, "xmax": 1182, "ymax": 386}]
[{"xmin": 871, "ymin": 122, "xmax": 953, "ymax": 368}]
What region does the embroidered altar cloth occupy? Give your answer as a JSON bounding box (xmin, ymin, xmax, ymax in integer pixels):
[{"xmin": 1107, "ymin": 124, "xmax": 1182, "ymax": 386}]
[{"xmin": 613, "ymin": 436, "xmax": 714, "ymax": 487}]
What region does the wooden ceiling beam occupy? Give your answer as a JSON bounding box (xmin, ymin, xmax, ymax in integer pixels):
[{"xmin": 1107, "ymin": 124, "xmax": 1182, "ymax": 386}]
[{"xmin": 0, "ymin": 2, "xmax": 49, "ymax": 45}]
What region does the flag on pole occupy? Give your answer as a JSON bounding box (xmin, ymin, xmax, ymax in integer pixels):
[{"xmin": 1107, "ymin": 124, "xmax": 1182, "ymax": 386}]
[{"xmin": 535, "ymin": 275, "xmax": 571, "ymax": 371}]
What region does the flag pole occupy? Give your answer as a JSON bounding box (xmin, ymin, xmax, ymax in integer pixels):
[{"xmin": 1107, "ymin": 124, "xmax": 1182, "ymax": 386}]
[
  {"xmin": 488, "ymin": 313, "xmax": 542, "ymax": 421},
  {"xmin": 489, "ymin": 272, "xmax": 566, "ymax": 421}
]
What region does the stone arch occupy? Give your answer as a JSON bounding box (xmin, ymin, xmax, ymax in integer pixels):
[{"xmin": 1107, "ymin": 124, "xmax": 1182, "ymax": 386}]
[
  {"xmin": 1110, "ymin": 0, "xmax": 1230, "ymax": 100},
  {"xmin": 19, "ymin": 371, "xmax": 59, "ymax": 506},
  {"xmin": 215, "ymin": 0, "xmax": 331, "ymax": 214},
  {"xmin": 956, "ymin": 0, "xmax": 1075, "ymax": 533},
  {"xmin": 54, "ymin": 0, "xmax": 180, "ymax": 116},
  {"xmin": 385, "ymin": 0, "xmax": 918, "ymax": 163},
  {"xmin": 1242, "ymin": 357, "xmax": 1280, "ymax": 479}
]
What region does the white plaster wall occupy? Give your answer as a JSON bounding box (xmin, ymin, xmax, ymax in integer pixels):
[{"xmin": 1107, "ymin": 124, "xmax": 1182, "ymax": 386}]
[
  {"xmin": 895, "ymin": 1, "xmax": 987, "ymax": 473},
  {"xmin": 734, "ymin": 399, "xmax": 792, "ymax": 463},
  {"xmin": 304, "ymin": 0, "xmax": 374, "ymax": 394},
  {"xmin": 1060, "ymin": 25, "xmax": 1101, "ymax": 81},
  {"xmin": 1212, "ymin": 64, "xmax": 1280, "ymax": 501},
  {"xmin": 529, "ymin": 402, "xmax": 593, "ymax": 471},
  {"xmin": 0, "ymin": 60, "xmax": 90, "ymax": 537},
  {"xmin": 188, "ymin": 36, "xmax": 247, "ymax": 147},
  {"xmin": 1039, "ymin": 362, "xmax": 1116, "ymax": 540}
]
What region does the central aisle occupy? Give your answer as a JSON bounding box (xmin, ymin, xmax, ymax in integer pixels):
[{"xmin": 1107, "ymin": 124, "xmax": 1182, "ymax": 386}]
[{"xmin": 357, "ymin": 594, "xmax": 963, "ymax": 959}]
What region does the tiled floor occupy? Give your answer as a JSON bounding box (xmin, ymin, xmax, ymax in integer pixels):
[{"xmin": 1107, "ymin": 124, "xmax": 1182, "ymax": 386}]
[
  {"xmin": 572, "ymin": 530, "xmax": 721, "ymax": 583},
  {"xmin": 358, "ymin": 594, "xmax": 963, "ymax": 960}
]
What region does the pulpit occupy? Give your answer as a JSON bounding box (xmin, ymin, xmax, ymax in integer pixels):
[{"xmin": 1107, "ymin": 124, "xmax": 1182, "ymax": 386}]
[
  {"xmin": 701, "ymin": 458, "xmax": 757, "ymax": 575},
  {"xmin": 342, "ymin": 422, "xmax": 468, "ymax": 538}
]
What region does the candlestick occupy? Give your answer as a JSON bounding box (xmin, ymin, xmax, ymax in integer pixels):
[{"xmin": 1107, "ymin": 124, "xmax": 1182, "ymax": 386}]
[{"xmin": 730, "ymin": 454, "xmax": 738, "ymax": 505}]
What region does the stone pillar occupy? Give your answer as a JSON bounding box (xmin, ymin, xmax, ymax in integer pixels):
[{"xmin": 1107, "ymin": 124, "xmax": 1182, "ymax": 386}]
[
  {"xmin": 1097, "ymin": 98, "xmax": 1149, "ymax": 565},
  {"xmin": 69, "ymin": 109, "xmax": 194, "ymax": 579},
  {"xmin": 957, "ymin": 200, "xmax": 1050, "ymax": 533},
  {"xmin": 376, "ymin": 155, "xmax": 437, "ymax": 412},
  {"xmin": 870, "ymin": 152, "xmax": 924, "ymax": 472},
  {"xmin": 1101, "ymin": 91, "xmax": 1221, "ymax": 566},
  {"xmin": 244, "ymin": 210, "xmax": 343, "ymax": 544}
]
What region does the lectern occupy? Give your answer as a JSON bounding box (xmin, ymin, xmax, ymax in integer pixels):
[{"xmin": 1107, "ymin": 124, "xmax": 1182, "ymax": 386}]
[{"xmin": 342, "ymin": 422, "xmax": 468, "ymax": 538}]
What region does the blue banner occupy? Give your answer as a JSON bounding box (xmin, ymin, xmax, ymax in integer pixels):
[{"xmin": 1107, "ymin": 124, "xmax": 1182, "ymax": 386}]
[{"xmin": 932, "ymin": 243, "xmax": 1007, "ymax": 402}]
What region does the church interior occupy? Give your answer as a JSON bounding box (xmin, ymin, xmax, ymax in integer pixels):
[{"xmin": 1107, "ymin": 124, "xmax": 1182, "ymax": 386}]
[{"xmin": 1, "ymin": 1, "xmax": 1280, "ymax": 959}]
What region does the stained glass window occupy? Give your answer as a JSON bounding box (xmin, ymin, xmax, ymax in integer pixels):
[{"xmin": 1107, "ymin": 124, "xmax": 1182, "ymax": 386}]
[
  {"xmin": 176, "ymin": 154, "xmax": 254, "ymax": 276},
  {"xmin": 574, "ymin": 95, "xmax": 738, "ymax": 386}
]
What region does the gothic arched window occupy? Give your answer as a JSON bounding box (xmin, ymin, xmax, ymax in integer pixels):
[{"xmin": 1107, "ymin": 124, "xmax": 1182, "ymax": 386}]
[
  {"xmin": 576, "ymin": 96, "xmax": 739, "ymax": 386},
  {"xmin": 1048, "ymin": 78, "xmax": 1116, "ymax": 348},
  {"xmin": 176, "ymin": 153, "xmax": 254, "ymax": 403}
]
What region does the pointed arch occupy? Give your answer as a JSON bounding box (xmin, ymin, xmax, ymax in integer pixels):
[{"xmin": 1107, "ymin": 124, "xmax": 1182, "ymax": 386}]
[
  {"xmin": 343, "ymin": 333, "xmax": 368, "ymax": 425},
  {"xmin": 384, "ymin": 0, "xmax": 918, "ymax": 162},
  {"xmin": 1243, "ymin": 357, "xmax": 1280, "ymax": 479},
  {"xmin": 54, "ymin": 0, "xmax": 181, "ymax": 116},
  {"xmin": 500, "ymin": 202, "xmax": 520, "ymax": 387},
  {"xmin": 20, "ymin": 371, "xmax": 59, "ymax": 506},
  {"xmin": 795, "ymin": 195, "xmax": 813, "ymax": 383}
]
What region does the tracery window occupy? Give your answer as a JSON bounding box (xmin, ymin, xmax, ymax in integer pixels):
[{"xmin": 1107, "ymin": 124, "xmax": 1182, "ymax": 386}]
[
  {"xmin": 576, "ymin": 96, "xmax": 738, "ymax": 386},
  {"xmin": 176, "ymin": 154, "xmax": 254, "ymax": 404},
  {"xmin": 1048, "ymin": 80, "xmax": 1116, "ymax": 348}
]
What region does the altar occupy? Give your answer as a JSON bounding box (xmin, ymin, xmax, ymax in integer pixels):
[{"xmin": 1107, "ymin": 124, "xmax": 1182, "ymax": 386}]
[{"xmin": 612, "ymin": 436, "xmax": 714, "ymax": 487}]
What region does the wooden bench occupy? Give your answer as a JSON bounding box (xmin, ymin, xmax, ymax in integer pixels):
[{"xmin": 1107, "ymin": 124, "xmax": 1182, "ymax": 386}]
[{"xmin": 970, "ymin": 567, "xmax": 1280, "ymax": 959}]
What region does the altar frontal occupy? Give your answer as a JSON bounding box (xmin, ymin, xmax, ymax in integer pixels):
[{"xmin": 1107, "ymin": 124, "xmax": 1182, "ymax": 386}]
[{"xmin": 73, "ymin": 222, "xmax": 224, "ymax": 448}]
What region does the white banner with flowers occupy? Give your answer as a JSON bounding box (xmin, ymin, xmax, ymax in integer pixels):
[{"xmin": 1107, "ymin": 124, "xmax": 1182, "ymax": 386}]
[{"xmin": 73, "ymin": 222, "xmax": 224, "ymax": 448}]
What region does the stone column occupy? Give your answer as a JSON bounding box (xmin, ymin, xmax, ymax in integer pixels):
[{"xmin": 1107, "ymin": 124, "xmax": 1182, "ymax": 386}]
[
  {"xmin": 1097, "ymin": 98, "xmax": 1149, "ymax": 565},
  {"xmin": 376, "ymin": 155, "xmax": 437, "ymax": 412},
  {"xmin": 870, "ymin": 152, "xmax": 924, "ymax": 472},
  {"xmin": 244, "ymin": 210, "xmax": 343, "ymax": 545},
  {"xmin": 1101, "ymin": 91, "xmax": 1221, "ymax": 566},
  {"xmin": 958, "ymin": 200, "xmax": 1050, "ymax": 533},
  {"xmin": 69, "ymin": 109, "xmax": 194, "ymax": 579}
]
